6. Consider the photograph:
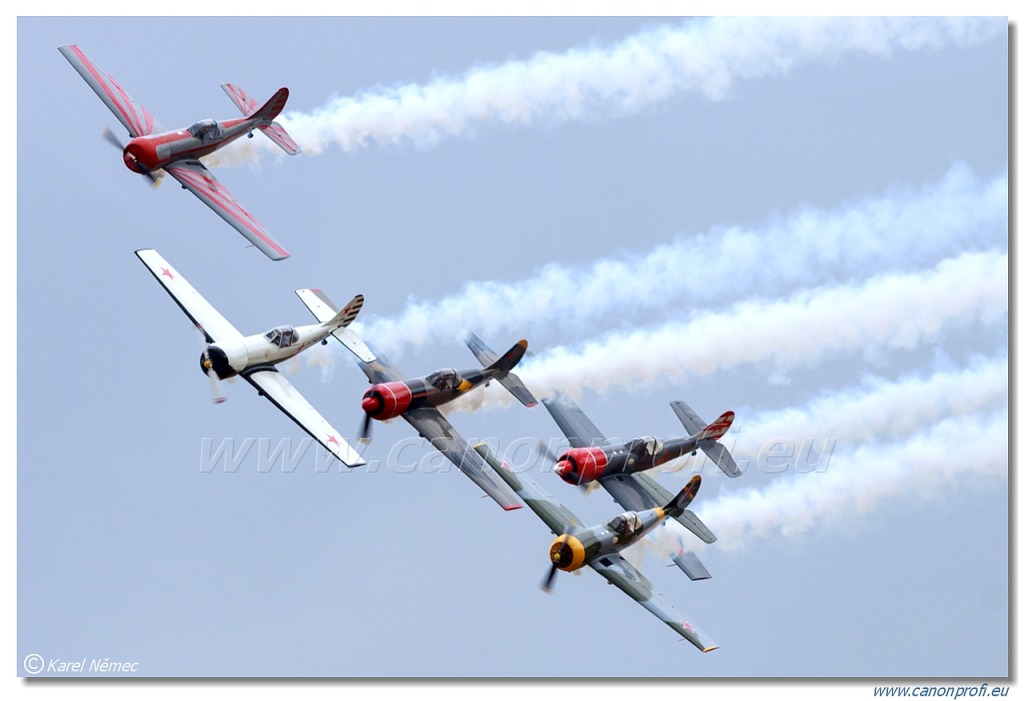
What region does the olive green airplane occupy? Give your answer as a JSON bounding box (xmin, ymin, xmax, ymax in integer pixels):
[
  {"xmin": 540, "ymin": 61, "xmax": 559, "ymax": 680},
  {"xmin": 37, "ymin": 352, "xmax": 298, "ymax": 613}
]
[{"xmin": 474, "ymin": 443, "xmax": 717, "ymax": 653}]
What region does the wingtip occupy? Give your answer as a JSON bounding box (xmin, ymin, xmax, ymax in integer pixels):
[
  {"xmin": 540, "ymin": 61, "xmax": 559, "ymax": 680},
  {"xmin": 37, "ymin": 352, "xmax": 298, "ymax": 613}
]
[{"xmin": 502, "ymin": 502, "xmax": 524, "ymax": 511}]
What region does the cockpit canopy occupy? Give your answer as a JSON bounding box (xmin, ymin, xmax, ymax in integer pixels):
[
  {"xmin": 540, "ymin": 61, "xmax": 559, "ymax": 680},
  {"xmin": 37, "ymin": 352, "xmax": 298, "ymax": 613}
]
[
  {"xmin": 264, "ymin": 325, "xmax": 298, "ymax": 348},
  {"xmin": 425, "ymin": 368, "xmax": 462, "ymax": 392},
  {"xmin": 187, "ymin": 119, "xmax": 223, "ymax": 144},
  {"xmin": 608, "ymin": 511, "xmax": 643, "ymax": 537},
  {"xmin": 625, "ymin": 435, "xmax": 663, "ymax": 457}
]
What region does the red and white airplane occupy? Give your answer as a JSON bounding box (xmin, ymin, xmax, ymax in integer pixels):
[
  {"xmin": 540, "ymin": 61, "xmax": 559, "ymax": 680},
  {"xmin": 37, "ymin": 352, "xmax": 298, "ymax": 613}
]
[{"xmin": 59, "ymin": 44, "xmax": 300, "ymax": 261}]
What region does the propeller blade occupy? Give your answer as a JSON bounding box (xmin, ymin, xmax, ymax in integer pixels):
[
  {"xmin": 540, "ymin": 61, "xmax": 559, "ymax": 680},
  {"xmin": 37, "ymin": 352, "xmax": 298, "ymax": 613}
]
[
  {"xmin": 103, "ymin": 127, "xmax": 162, "ymax": 188},
  {"xmin": 578, "ymin": 481, "xmax": 600, "ymax": 497},
  {"xmin": 101, "ymin": 127, "xmax": 125, "ymax": 150},
  {"xmin": 358, "ymin": 412, "xmax": 373, "ymax": 445},
  {"xmin": 206, "ymin": 368, "xmax": 227, "ymax": 405},
  {"xmin": 540, "ymin": 562, "xmax": 559, "ymax": 594},
  {"xmin": 536, "ymin": 439, "xmax": 568, "ymax": 466},
  {"xmin": 196, "ymin": 327, "xmax": 227, "ymax": 405}
]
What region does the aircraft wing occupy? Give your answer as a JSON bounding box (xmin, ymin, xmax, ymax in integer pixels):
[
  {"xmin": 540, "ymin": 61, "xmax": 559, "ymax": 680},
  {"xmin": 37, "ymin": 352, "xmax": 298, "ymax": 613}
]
[
  {"xmin": 135, "ymin": 248, "xmax": 242, "ymax": 344},
  {"xmin": 473, "ymin": 443, "xmax": 583, "ymax": 535},
  {"xmin": 58, "ymin": 44, "xmax": 166, "ymax": 138},
  {"xmin": 164, "ymin": 161, "xmax": 290, "ymax": 262},
  {"xmin": 243, "ymin": 368, "xmax": 365, "ymax": 468},
  {"xmin": 588, "ymin": 552, "xmax": 717, "ymax": 653},
  {"xmin": 541, "ymin": 394, "xmax": 610, "ymax": 449},
  {"xmin": 402, "ymin": 407, "xmax": 522, "ymax": 511},
  {"xmin": 600, "ymin": 473, "xmax": 717, "ymax": 544}
]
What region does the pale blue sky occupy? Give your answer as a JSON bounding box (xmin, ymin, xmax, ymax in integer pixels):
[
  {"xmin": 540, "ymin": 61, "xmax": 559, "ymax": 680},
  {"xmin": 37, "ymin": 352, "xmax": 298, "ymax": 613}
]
[{"xmin": 16, "ymin": 16, "xmax": 1008, "ymax": 680}]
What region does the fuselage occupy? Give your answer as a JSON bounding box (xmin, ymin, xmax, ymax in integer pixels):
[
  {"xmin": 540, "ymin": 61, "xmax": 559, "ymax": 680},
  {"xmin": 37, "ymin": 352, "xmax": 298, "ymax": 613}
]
[
  {"xmin": 554, "ymin": 410, "xmax": 734, "ymax": 485},
  {"xmin": 202, "ymin": 322, "xmax": 332, "ymax": 381},
  {"xmin": 549, "ymin": 474, "xmax": 701, "ymax": 572},
  {"xmin": 550, "ymin": 505, "xmax": 670, "ymax": 573},
  {"xmin": 554, "ymin": 435, "xmax": 700, "ymax": 485},
  {"xmin": 360, "ymin": 367, "xmax": 496, "ymax": 421},
  {"xmin": 122, "ymin": 116, "xmax": 260, "ymax": 174}
]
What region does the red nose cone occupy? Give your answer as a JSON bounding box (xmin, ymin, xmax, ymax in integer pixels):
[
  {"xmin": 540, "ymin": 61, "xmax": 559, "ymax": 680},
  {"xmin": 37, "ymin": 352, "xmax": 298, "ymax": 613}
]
[
  {"xmin": 554, "ymin": 461, "xmax": 573, "ymax": 481},
  {"xmin": 361, "ymin": 394, "xmax": 380, "ymax": 415}
]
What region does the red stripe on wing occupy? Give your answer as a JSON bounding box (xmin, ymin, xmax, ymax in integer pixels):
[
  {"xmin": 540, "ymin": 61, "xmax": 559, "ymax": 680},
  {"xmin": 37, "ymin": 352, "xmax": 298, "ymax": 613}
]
[
  {"xmin": 167, "ymin": 166, "xmax": 289, "ymax": 258},
  {"xmin": 70, "ymin": 45, "xmax": 155, "ymax": 136}
]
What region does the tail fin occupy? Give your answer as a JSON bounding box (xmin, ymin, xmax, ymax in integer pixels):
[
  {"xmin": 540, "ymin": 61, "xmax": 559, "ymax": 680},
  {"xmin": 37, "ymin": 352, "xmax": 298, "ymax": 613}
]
[
  {"xmin": 670, "ymin": 401, "xmax": 741, "ymax": 478},
  {"xmin": 666, "ymin": 475, "xmax": 701, "ymax": 516},
  {"xmin": 323, "ymin": 294, "xmax": 364, "ymax": 330},
  {"xmin": 465, "ymin": 333, "xmax": 537, "ymax": 407},
  {"xmin": 221, "ymin": 84, "xmax": 301, "ymax": 155}
]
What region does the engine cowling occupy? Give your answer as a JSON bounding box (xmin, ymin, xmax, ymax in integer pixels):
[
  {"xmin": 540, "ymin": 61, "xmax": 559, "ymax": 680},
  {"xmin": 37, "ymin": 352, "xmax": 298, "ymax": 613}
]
[
  {"xmin": 548, "ymin": 534, "xmax": 587, "ymax": 572},
  {"xmin": 554, "ymin": 447, "xmax": 608, "ymax": 484},
  {"xmin": 199, "ymin": 336, "xmax": 249, "ymax": 380},
  {"xmin": 361, "ymin": 381, "xmax": 413, "ymax": 420},
  {"xmin": 123, "ymin": 137, "xmax": 160, "ymax": 173}
]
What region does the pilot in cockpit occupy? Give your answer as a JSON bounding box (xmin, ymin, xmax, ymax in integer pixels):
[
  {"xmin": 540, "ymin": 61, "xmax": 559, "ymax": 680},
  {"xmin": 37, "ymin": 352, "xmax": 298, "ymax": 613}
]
[
  {"xmin": 608, "ymin": 511, "xmax": 642, "ymax": 538},
  {"xmin": 264, "ymin": 325, "xmax": 298, "ymax": 349},
  {"xmin": 187, "ymin": 119, "xmax": 223, "ymax": 144},
  {"xmin": 625, "ymin": 436, "xmax": 662, "ymax": 460},
  {"xmin": 426, "ymin": 368, "xmax": 462, "ymax": 392}
]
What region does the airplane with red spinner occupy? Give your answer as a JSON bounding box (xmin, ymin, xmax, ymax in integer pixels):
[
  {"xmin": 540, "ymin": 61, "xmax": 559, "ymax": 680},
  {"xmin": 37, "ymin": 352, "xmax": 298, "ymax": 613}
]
[
  {"xmin": 464, "ymin": 334, "xmax": 740, "ymax": 578},
  {"xmin": 59, "ymin": 44, "xmax": 300, "ymax": 261},
  {"xmin": 294, "ymin": 288, "xmax": 538, "ymax": 511}
]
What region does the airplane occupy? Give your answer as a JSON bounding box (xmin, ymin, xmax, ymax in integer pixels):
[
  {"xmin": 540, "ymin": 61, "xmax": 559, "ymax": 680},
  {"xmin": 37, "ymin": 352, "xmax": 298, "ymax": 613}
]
[
  {"xmin": 293, "ymin": 288, "xmax": 537, "ymax": 511},
  {"xmin": 136, "ymin": 249, "xmax": 365, "ymax": 468},
  {"xmin": 473, "ymin": 442, "xmax": 718, "ymax": 653},
  {"xmin": 464, "ymin": 333, "xmax": 739, "ymax": 579},
  {"xmin": 59, "ymin": 44, "xmax": 300, "ymax": 261}
]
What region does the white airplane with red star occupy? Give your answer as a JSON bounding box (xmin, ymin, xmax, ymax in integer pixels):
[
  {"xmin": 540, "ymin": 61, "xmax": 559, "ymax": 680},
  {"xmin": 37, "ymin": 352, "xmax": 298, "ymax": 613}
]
[
  {"xmin": 136, "ymin": 249, "xmax": 365, "ymax": 468},
  {"xmin": 60, "ymin": 44, "xmax": 301, "ymax": 261}
]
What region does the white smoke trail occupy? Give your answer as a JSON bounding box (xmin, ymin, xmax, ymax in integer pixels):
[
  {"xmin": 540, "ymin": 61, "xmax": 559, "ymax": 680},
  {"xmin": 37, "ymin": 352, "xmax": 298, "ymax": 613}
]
[
  {"xmin": 216, "ymin": 16, "xmax": 1002, "ymax": 163},
  {"xmin": 359, "ymin": 165, "xmax": 1007, "ymax": 355},
  {"xmin": 656, "ymin": 352, "xmax": 1008, "ymax": 475},
  {"xmin": 448, "ymin": 248, "xmax": 1006, "ymax": 411},
  {"xmin": 695, "ymin": 408, "xmax": 1007, "ymax": 550},
  {"xmin": 622, "ymin": 361, "xmax": 1007, "ymax": 566}
]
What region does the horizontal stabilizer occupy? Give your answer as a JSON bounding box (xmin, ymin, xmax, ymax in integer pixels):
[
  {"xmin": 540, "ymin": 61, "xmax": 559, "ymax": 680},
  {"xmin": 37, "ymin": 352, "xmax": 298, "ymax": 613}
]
[
  {"xmin": 678, "ymin": 509, "xmax": 717, "ymax": 545},
  {"xmin": 670, "ymin": 400, "xmax": 742, "ymax": 478},
  {"xmin": 294, "ymin": 288, "xmax": 376, "ymax": 362},
  {"xmin": 672, "ymin": 551, "xmax": 712, "ymax": 581},
  {"xmin": 221, "ymin": 84, "xmax": 301, "ymax": 155},
  {"xmin": 465, "ymin": 333, "xmax": 538, "ymax": 408}
]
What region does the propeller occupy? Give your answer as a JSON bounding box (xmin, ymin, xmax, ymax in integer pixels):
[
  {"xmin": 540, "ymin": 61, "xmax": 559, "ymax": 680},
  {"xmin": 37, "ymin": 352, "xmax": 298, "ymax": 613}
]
[
  {"xmin": 540, "ymin": 526, "xmax": 576, "ymax": 594},
  {"xmin": 541, "ymin": 560, "xmax": 559, "ymax": 594},
  {"xmin": 195, "ymin": 326, "xmax": 227, "ymax": 405},
  {"xmin": 358, "ymin": 412, "xmax": 373, "ymax": 445},
  {"xmin": 101, "ymin": 127, "xmax": 164, "ymax": 188},
  {"xmin": 537, "ymin": 439, "xmax": 598, "ymax": 496}
]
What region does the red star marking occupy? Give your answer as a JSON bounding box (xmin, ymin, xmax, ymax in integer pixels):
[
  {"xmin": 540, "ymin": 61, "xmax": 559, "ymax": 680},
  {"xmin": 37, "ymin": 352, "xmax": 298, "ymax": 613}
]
[
  {"xmin": 327, "ymin": 435, "xmax": 341, "ymax": 447},
  {"xmin": 160, "ymin": 267, "xmax": 175, "ymax": 280},
  {"xmin": 682, "ymin": 621, "xmax": 694, "ymax": 632}
]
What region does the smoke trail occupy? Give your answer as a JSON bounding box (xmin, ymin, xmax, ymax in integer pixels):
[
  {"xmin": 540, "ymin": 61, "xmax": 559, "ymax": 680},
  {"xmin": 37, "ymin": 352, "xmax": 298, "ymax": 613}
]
[
  {"xmin": 358, "ymin": 165, "xmax": 1007, "ymax": 355},
  {"xmin": 448, "ymin": 248, "xmax": 1006, "ymax": 411},
  {"xmin": 619, "ymin": 361, "xmax": 1007, "ymax": 566},
  {"xmin": 695, "ymin": 408, "xmax": 1007, "ymax": 550},
  {"xmin": 216, "ymin": 16, "xmax": 1002, "ymax": 163},
  {"xmin": 655, "ymin": 352, "xmax": 1008, "ymax": 475}
]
